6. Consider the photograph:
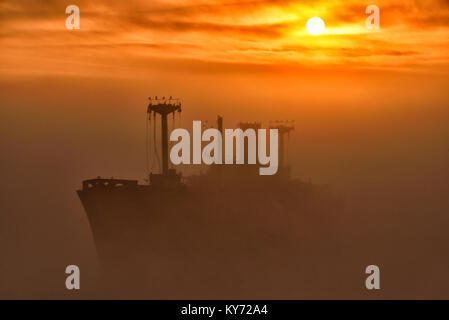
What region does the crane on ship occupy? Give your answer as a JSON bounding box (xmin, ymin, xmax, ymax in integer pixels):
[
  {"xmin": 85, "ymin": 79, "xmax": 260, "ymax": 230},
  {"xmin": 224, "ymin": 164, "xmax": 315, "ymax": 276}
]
[{"xmin": 146, "ymin": 96, "xmax": 183, "ymax": 187}]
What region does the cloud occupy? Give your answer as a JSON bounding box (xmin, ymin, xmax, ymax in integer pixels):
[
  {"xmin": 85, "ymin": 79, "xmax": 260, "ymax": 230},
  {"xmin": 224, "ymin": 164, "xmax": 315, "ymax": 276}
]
[{"xmin": 0, "ymin": 0, "xmax": 448, "ymax": 75}]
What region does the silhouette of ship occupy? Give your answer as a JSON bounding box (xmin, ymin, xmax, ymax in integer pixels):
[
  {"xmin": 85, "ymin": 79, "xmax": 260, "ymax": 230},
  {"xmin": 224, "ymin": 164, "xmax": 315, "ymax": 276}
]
[{"xmin": 77, "ymin": 98, "xmax": 342, "ymax": 296}]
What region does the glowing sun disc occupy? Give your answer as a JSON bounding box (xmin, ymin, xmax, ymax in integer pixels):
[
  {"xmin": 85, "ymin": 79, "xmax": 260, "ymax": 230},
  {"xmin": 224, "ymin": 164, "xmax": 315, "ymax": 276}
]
[{"xmin": 306, "ymin": 17, "xmax": 325, "ymax": 35}]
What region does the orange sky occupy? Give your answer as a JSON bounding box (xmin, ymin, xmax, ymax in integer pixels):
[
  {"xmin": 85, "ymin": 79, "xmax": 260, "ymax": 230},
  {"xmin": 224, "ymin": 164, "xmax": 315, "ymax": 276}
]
[{"xmin": 1, "ymin": 0, "xmax": 449, "ymax": 77}]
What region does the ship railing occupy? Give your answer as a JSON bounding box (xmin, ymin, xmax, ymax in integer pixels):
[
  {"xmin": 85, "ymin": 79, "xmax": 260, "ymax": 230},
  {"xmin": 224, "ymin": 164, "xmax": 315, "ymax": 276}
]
[{"xmin": 82, "ymin": 178, "xmax": 138, "ymax": 190}]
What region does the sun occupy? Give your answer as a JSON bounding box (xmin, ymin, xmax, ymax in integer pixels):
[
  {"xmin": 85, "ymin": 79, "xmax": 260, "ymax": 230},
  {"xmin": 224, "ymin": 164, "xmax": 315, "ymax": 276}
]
[{"xmin": 306, "ymin": 17, "xmax": 325, "ymax": 36}]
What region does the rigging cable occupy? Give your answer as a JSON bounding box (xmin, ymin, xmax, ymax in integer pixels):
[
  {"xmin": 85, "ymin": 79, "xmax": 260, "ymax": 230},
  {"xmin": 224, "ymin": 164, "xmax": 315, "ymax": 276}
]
[
  {"xmin": 145, "ymin": 110, "xmax": 150, "ymax": 174},
  {"xmin": 153, "ymin": 113, "xmax": 161, "ymax": 172},
  {"xmin": 149, "ymin": 112, "xmax": 154, "ymax": 172},
  {"xmin": 170, "ymin": 112, "xmax": 176, "ymax": 169}
]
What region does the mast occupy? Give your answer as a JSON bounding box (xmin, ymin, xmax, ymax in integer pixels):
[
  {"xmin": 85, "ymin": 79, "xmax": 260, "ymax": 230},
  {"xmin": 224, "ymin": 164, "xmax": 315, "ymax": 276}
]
[
  {"xmin": 269, "ymin": 121, "xmax": 295, "ymax": 169},
  {"xmin": 147, "ymin": 97, "xmax": 181, "ymax": 176}
]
